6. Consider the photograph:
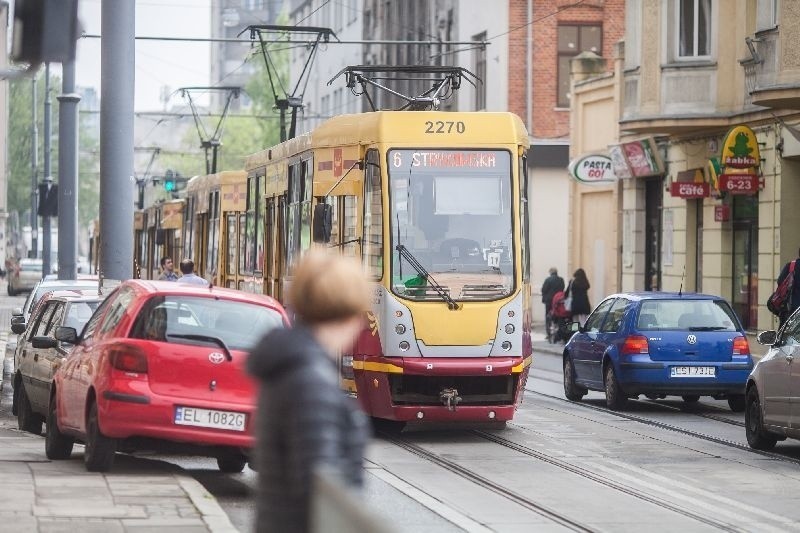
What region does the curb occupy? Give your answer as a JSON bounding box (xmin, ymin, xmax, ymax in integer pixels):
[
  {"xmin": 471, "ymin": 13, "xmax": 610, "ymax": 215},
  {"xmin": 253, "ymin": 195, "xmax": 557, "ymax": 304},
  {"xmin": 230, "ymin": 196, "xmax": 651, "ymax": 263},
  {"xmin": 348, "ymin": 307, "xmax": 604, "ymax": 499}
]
[{"xmin": 178, "ymin": 475, "xmax": 239, "ymax": 532}]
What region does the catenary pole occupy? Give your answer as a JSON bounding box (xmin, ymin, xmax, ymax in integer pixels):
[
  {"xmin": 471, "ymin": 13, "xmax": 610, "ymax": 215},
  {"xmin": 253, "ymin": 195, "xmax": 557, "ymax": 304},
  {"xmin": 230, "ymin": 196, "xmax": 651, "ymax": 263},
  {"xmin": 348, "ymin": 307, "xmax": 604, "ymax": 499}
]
[
  {"xmin": 30, "ymin": 76, "xmax": 38, "ymax": 259},
  {"xmin": 57, "ymin": 60, "xmax": 80, "ymax": 280},
  {"xmin": 43, "ymin": 63, "xmax": 52, "ymax": 276},
  {"xmin": 99, "ymin": 0, "xmax": 134, "ymax": 280}
]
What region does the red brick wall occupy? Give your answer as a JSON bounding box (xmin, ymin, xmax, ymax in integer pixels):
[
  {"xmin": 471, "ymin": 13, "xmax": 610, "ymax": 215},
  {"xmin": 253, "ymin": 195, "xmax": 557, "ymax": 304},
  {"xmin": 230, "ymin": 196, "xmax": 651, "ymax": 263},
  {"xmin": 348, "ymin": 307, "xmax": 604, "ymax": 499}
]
[{"xmin": 507, "ymin": 0, "xmax": 625, "ymax": 140}]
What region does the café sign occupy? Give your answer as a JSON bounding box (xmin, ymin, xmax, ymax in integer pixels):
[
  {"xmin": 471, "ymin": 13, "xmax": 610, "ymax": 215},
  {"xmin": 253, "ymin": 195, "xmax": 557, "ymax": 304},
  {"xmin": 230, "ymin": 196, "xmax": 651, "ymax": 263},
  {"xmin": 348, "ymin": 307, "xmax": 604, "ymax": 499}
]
[
  {"xmin": 568, "ymin": 154, "xmax": 616, "ymax": 184},
  {"xmin": 670, "ymin": 181, "xmax": 709, "ymax": 199}
]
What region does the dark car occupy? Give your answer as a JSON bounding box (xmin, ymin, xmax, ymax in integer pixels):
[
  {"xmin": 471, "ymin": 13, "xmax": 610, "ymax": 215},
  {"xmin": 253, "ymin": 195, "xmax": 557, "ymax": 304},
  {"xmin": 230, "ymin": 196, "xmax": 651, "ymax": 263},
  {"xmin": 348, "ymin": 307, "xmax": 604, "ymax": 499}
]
[
  {"xmin": 563, "ymin": 292, "xmax": 753, "ymax": 411},
  {"xmin": 12, "ymin": 290, "xmax": 107, "ymax": 434}
]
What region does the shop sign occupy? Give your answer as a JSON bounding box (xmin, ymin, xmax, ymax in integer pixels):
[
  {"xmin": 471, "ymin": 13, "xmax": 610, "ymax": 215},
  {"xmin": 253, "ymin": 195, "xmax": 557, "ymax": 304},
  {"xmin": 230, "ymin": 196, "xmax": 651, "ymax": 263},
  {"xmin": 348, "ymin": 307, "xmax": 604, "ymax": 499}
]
[
  {"xmin": 608, "ymin": 137, "xmax": 665, "ymax": 178},
  {"xmin": 714, "ymin": 205, "xmax": 730, "ymax": 222},
  {"xmin": 567, "ymin": 154, "xmax": 616, "ymax": 184},
  {"xmin": 721, "ymin": 125, "xmax": 760, "ymax": 170},
  {"xmin": 719, "ymin": 174, "xmax": 758, "ymax": 195},
  {"xmin": 670, "ymin": 181, "xmax": 709, "ymax": 198}
]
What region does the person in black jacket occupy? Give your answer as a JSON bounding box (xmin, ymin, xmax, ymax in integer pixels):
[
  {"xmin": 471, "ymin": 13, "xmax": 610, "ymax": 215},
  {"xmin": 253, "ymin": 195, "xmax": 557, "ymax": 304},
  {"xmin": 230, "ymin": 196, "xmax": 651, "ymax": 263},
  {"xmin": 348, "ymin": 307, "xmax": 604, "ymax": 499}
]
[
  {"xmin": 566, "ymin": 268, "xmax": 592, "ymax": 325},
  {"xmin": 776, "ymin": 249, "xmax": 800, "ymax": 326},
  {"xmin": 247, "ymin": 250, "xmax": 372, "ymax": 533},
  {"xmin": 541, "ymin": 267, "xmax": 564, "ymax": 339}
]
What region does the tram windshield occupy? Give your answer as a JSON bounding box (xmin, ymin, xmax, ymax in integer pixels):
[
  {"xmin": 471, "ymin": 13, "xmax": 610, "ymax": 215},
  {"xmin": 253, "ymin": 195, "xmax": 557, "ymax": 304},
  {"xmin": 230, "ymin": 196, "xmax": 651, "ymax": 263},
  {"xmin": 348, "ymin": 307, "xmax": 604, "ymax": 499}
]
[{"xmin": 388, "ymin": 149, "xmax": 514, "ymax": 302}]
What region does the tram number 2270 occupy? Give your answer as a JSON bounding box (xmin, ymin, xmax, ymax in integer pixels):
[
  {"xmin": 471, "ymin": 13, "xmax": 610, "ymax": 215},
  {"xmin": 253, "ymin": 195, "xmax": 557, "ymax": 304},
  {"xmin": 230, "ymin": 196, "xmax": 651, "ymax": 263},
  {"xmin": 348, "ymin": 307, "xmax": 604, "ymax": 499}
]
[{"xmin": 424, "ymin": 120, "xmax": 466, "ymax": 134}]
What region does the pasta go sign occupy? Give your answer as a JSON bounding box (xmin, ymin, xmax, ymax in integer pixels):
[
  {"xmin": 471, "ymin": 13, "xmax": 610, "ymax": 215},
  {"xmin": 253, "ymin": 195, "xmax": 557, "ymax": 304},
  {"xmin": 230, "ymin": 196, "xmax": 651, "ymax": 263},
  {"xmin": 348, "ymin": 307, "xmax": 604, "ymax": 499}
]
[{"xmin": 568, "ymin": 154, "xmax": 617, "ymax": 184}]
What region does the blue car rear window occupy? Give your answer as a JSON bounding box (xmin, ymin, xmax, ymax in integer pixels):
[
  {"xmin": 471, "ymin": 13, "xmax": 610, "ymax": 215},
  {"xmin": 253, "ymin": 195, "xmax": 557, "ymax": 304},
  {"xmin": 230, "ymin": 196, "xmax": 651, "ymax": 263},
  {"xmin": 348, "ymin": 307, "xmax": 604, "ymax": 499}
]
[{"xmin": 637, "ymin": 299, "xmax": 739, "ymax": 331}]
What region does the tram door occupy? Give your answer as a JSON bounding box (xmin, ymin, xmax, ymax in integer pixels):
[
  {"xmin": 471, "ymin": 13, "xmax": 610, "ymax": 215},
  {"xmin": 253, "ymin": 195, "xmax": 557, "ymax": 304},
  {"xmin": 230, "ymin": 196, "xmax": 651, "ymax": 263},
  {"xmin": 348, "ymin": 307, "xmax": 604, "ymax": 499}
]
[
  {"xmin": 194, "ymin": 214, "xmax": 208, "ymax": 277},
  {"xmin": 224, "ymin": 214, "xmax": 237, "ymax": 288},
  {"xmin": 265, "ymin": 197, "xmax": 276, "ymax": 297}
]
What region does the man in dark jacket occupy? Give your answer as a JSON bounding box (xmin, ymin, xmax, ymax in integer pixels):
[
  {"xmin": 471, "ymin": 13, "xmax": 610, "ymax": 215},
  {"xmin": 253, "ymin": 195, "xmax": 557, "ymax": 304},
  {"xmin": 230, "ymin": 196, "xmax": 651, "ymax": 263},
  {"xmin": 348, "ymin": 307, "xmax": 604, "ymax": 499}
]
[
  {"xmin": 776, "ymin": 249, "xmax": 800, "ymax": 326},
  {"xmin": 247, "ymin": 251, "xmax": 372, "ymax": 533},
  {"xmin": 541, "ymin": 267, "xmax": 565, "ymax": 340}
]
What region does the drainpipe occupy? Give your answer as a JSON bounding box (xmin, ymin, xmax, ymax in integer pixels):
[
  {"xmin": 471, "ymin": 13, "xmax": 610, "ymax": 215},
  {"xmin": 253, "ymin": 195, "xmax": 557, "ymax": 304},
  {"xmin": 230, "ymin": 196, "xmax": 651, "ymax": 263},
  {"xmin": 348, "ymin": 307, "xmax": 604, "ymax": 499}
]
[{"xmin": 526, "ymin": 0, "xmax": 533, "ymax": 133}]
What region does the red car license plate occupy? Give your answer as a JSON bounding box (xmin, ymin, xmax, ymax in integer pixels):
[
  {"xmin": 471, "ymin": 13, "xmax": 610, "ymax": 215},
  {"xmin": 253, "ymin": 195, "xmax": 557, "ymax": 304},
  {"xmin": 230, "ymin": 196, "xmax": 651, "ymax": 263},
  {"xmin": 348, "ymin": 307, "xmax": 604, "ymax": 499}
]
[{"xmin": 174, "ymin": 406, "xmax": 246, "ymax": 432}]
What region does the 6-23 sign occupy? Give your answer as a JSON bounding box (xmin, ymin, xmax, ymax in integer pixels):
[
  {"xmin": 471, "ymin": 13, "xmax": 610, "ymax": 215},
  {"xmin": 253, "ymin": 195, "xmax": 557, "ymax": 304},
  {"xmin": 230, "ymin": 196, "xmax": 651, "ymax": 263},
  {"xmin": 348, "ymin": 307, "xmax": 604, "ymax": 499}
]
[{"xmin": 424, "ymin": 120, "xmax": 466, "ymax": 134}]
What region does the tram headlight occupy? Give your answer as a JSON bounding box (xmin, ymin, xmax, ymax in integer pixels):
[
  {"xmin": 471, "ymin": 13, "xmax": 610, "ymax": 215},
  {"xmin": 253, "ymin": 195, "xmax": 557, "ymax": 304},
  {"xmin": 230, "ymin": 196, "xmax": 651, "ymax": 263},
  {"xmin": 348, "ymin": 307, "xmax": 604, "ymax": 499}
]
[
  {"xmin": 504, "ymin": 324, "xmax": 515, "ymax": 334},
  {"xmin": 395, "ymin": 324, "xmax": 406, "ymax": 335},
  {"xmin": 501, "ymin": 341, "xmax": 512, "ymax": 351},
  {"xmin": 399, "ymin": 341, "xmax": 410, "ymax": 351}
]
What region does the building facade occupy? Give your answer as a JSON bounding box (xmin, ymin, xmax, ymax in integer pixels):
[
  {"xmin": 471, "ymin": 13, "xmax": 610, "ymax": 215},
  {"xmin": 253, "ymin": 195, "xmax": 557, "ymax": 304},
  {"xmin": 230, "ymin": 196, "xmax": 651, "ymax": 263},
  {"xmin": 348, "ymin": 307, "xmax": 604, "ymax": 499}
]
[{"xmin": 570, "ymin": 0, "xmax": 799, "ymax": 335}]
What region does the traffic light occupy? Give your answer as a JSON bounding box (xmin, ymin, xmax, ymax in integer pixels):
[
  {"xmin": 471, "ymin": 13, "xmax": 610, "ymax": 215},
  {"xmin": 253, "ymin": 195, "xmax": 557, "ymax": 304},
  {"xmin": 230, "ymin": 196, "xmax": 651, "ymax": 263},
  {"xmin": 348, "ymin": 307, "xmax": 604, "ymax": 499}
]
[
  {"xmin": 163, "ymin": 170, "xmax": 176, "ymax": 192},
  {"xmin": 11, "ymin": 0, "xmax": 80, "ymax": 65}
]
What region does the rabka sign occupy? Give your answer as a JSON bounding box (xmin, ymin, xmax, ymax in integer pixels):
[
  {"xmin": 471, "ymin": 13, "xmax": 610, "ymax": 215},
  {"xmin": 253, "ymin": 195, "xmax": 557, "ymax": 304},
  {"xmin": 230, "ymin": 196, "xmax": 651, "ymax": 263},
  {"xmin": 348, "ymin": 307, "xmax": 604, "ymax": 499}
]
[{"xmin": 568, "ymin": 154, "xmax": 616, "ymax": 184}]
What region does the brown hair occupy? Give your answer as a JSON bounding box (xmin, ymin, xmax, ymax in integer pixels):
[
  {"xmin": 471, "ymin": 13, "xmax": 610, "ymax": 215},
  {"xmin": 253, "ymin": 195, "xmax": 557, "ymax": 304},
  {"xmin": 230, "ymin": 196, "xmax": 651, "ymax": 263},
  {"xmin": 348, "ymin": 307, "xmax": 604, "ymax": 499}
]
[{"xmin": 288, "ymin": 250, "xmax": 371, "ymax": 324}]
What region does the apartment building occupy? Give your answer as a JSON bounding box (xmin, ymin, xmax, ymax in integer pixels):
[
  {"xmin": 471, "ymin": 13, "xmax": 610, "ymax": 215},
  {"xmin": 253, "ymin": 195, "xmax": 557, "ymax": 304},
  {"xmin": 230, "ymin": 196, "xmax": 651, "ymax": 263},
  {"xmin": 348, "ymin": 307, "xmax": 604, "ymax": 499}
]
[{"xmin": 571, "ymin": 0, "xmax": 798, "ymax": 334}]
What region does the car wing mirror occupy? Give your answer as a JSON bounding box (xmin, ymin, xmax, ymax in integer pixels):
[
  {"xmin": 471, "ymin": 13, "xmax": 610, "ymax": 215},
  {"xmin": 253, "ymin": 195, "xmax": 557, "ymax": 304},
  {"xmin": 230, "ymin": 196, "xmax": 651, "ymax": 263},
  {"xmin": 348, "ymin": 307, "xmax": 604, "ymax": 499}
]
[
  {"xmin": 31, "ymin": 336, "xmax": 58, "ymax": 349},
  {"xmin": 54, "ymin": 326, "xmax": 79, "ymax": 345},
  {"xmin": 569, "ymin": 321, "xmax": 582, "ymax": 333},
  {"xmin": 756, "ymin": 330, "xmax": 777, "ymax": 346},
  {"xmin": 11, "ymin": 322, "xmax": 26, "ymax": 335},
  {"xmin": 11, "ymin": 315, "xmax": 24, "ymax": 326}
]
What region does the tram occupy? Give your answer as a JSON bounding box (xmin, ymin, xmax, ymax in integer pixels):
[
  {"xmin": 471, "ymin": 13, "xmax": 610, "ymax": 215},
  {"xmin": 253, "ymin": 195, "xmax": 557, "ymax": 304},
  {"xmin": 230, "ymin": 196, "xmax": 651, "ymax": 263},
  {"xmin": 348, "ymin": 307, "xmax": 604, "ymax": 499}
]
[
  {"xmin": 241, "ymin": 111, "xmax": 532, "ymax": 422},
  {"xmin": 133, "ymin": 199, "xmax": 185, "ymax": 279}
]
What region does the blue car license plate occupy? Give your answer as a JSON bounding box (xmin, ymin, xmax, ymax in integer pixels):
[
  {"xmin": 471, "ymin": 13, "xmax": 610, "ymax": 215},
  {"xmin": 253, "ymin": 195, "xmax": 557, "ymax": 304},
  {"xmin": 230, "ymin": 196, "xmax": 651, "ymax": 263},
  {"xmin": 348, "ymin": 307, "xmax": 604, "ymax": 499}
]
[{"xmin": 670, "ymin": 366, "xmax": 715, "ymax": 378}]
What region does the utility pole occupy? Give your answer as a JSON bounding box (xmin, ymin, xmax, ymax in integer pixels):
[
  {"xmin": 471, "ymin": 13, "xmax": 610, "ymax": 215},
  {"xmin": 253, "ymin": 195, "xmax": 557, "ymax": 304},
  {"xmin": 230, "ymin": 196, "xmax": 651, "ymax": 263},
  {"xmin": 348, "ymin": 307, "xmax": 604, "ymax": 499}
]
[
  {"xmin": 30, "ymin": 76, "xmax": 38, "ymax": 259},
  {"xmin": 43, "ymin": 63, "xmax": 52, "ymax": 275},
  {"xmin": 57, "ymin": 60, "xmax": 80, "ymax": 280},
  {"xmin": 99, "ymin": 0, "xmax": 134, "ymax": 280}
]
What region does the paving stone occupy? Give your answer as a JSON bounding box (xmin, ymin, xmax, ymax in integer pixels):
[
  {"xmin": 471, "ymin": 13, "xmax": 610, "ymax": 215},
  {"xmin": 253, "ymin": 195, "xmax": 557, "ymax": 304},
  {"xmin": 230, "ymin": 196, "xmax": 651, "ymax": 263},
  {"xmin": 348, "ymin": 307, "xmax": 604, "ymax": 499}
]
[
  {"xmin": 38, "ymin": 518, "xmax": 126, "ymax": 533},
  {"xmin": 33, "ymin": 504, "xmax": 148, "ymax": 519}
]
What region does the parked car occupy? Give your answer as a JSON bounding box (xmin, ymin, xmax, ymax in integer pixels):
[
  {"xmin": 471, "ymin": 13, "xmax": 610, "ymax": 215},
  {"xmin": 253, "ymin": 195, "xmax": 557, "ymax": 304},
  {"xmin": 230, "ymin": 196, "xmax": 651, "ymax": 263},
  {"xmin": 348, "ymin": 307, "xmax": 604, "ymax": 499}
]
[
  {"xmin": 11, "ymin": 290, "xmax": 107, "ymax": 435},
  {"xmin": 7, "ymin": 278, "xmax": 119, "ymax": 387},
  {"xmin": 563, "ymin": 292, "xmax": 753, "ymax": 411},
  {"xmin": 745, "ymin": 310, "xmax": 800, "ymax": 450},
  {"xmin": 8, "ymin": 258, "xmax": 43, "ymax": 296},
  {"xmin": 46, "ymin": 280, "xmax": 289, "ymax": 472}
]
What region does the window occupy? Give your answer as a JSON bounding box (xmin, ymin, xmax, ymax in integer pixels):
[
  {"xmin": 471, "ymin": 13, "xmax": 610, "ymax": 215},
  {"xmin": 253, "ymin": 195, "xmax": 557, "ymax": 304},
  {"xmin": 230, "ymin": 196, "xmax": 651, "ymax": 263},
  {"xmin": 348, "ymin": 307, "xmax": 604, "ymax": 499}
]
[
  {"xmin": 519, "ymin": 155, "xmax": 529, "ymax": 283},
  {"xmin": 226, "ymin": 214, "xmax": 237, "ymax": 277},
  {"xmin": 583, "ymin": 298, "xmax": 615, "ymax": 333},
  {"xmin": 601, "ymin": 298, "xmax": 631, "ymax": 333},
  {"xmin": 756, "ymin": 0, "xmax": 779, "ymax": 31},
  {"xmin": 206, "ymin": 191, "xmax": 220, "ymax": 277},
  {"xmin": 472, "ymin": 32, "xmax": 487, "ymax": 110},
  {"xmin": 363, "ymin": 150, "xmax": 383, "ymax": 280},
  {"xmin": 557, "ymin": 24, "xmax": 602, "ymax": 107},
  {"xmin": 99, "ymin": 288, "xmax": 135, "ymax": 335},
  {"xmin": 678, "ymin": 0, "xmax": 711, "ymax": 58},
  {"xmin": 31, "ymin": 302, "xmax": 58, "ymax": 339}
]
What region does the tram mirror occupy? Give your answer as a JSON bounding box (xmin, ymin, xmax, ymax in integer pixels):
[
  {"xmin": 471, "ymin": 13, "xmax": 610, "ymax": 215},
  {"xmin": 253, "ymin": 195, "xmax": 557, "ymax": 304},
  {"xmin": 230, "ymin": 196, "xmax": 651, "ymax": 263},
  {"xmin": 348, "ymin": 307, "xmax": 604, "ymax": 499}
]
[{"xmin": 313, "ymin": 203, "xmax": 333, "ymax": 243}]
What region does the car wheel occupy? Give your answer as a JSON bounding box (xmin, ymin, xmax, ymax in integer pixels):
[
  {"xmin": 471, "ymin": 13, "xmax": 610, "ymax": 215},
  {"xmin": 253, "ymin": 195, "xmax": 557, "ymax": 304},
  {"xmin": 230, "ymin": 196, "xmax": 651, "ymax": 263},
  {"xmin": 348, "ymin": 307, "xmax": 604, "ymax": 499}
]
[
  {"xmin": 745, "ymin": 387, "xmax": 777, "ymax": 451},
  {"xmin": 728, "ymin": 394, "xmax": 746, "ymax": 413},
  {"xmin": 682, "ymin": 395, "xmax": 700, "ymax": 403},
  {"xmin": 563, "ymin": 356, "xmax": 587, "ymax": 401},
  {"xmin": 84, "ymin": 402, "xmax": 117, "ymax": 472},
  {"xmin": 217, "ymin": 454, "xmax": 247, "ymax": 473},
  {"xmin": 45, "ymin": 394, "xmax": 74, "ymax": 460},
  {"xmin": 11, "ymin": 377, "xmax": 19, "ymax": 416},
  {"xmin": 16, "ymin": 383, "xmax": 43, "ymax": 435},
  {"xmin": 604, "ymin": 363, "xmax": 628, "ymax": 410}
]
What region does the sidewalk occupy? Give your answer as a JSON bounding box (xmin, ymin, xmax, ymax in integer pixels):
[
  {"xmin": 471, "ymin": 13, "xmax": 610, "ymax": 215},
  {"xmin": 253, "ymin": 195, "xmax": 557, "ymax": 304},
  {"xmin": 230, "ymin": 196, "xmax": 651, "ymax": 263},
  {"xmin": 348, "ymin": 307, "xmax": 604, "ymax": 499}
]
[
  {"xmin": 0, "ymin": 427, "xmax": 237, "ymax": 532},
  {"xmin": 0, "ymin": 280, "xmax": 238, "ymax": 533}
]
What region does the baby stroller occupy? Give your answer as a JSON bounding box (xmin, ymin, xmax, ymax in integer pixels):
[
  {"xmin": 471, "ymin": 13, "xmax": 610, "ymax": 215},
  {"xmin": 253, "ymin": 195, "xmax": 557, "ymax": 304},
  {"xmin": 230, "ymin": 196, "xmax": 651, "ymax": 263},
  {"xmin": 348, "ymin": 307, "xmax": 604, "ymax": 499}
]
[{"xmin": 548, "ymin": 290, "xmax": 572, "ymax": 344}]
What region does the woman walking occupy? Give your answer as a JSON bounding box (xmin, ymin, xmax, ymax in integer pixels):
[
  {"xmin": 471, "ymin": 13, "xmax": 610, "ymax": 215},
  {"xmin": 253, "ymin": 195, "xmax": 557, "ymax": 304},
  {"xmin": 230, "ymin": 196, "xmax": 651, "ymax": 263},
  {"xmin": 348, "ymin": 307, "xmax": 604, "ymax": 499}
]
[{"xmin": 567, "ymin": 268, "xmax": 592, "ymax": 325}]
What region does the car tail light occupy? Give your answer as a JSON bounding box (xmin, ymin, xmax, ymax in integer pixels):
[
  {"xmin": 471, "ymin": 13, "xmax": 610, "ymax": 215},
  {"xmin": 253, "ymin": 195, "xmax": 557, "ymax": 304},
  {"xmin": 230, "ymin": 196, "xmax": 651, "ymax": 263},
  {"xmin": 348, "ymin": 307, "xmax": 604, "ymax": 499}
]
[
  {"xmin": 621, "ymin": 335, "xmax": 649, "ymax": 355},
  {"xmin": 109, "ymin": 346, "xmax": 148, "ymax": 373},
  {"xmin": 732, "ymin": 336, "xmax": 750, "ymax": 356}
]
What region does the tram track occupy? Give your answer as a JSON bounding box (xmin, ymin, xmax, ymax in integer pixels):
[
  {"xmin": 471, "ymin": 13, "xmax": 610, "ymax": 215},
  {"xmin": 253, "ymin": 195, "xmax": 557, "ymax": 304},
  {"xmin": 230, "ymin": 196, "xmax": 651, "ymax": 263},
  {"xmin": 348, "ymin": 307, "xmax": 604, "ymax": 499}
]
[
  {"xmin": 533, "ymin": 368, "xmax": 745, "ymax": 428},
  {"xmin": 377, "ymin": 430, "xmax": 597, "ymax": 533},
  {"xmin": 469, "ymin": 429, "xmax": 744, "ymax": 533},
  {"xmin": 526, "ymin": 387, "xmax": 800, "ymax": 467}
]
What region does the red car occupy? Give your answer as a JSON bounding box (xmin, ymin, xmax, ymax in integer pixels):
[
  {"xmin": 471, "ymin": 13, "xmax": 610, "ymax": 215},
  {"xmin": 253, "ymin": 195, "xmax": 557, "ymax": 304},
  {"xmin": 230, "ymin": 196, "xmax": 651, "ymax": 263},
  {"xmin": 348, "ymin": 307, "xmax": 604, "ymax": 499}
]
[{"xmin": 45, "ymin": 280, "xmax": 288, "ymax": 472}]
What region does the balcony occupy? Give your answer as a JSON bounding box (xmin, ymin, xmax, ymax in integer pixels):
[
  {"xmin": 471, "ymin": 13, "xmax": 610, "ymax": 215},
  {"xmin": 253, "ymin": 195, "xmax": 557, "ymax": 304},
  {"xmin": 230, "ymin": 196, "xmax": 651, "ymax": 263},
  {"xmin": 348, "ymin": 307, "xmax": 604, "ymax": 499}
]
[{"xmin": 748, "ymin": 29, "xmax": 800, "ymax": 109}]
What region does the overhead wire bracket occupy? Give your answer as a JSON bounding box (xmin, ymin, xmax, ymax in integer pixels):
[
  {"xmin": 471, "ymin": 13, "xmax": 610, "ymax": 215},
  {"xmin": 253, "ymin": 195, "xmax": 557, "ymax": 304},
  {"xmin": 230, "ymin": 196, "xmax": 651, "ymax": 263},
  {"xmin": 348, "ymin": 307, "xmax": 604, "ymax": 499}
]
[{"xmin": 178, "ymin": 86, "xmax": 241, "ymax": 174}]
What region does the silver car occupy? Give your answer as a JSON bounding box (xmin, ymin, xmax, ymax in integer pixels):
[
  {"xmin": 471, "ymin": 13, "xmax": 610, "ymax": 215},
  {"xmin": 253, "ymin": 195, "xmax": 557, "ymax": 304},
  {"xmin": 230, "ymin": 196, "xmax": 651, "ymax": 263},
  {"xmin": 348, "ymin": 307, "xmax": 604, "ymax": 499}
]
[
  {"xmin": 8, "ymin": 258, "xmax": 43, "ymax": 296},
  {"xmin": 745, "ymin": 312, "xmax": 800, "ymax": 450}
]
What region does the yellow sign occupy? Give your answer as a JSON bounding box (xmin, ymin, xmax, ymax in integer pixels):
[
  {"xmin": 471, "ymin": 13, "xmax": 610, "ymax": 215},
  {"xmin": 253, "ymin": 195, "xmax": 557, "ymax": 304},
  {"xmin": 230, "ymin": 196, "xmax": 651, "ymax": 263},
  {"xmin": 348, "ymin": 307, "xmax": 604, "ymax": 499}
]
[{"xmin": 721, "ymin": 125, "xmax": 760, "ymax": 171}]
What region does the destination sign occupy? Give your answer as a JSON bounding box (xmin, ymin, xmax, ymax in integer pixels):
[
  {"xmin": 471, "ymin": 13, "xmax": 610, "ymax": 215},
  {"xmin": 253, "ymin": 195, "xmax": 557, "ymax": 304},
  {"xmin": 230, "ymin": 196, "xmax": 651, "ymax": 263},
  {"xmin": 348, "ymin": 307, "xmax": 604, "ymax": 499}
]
[{"xmin": 391, "ymin": 150, "xmax": 498, "ymax": 169}]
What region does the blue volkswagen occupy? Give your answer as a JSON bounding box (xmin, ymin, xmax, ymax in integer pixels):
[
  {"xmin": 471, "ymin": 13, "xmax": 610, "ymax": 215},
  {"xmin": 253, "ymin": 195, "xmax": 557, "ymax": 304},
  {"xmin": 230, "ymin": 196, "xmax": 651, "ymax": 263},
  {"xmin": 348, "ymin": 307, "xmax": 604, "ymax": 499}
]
[{"xmin": 563, "ymin": 292, "xmax": 753, "ymax": 411}]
